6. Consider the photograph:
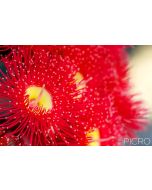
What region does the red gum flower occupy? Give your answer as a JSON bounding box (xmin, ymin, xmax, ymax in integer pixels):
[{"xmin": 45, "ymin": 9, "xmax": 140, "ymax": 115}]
[
  {"xmin": 0, "ymin": 46, "xmax": 96, "ymax": 146},
  {"xmin": 0, "ymin": 45, "xmax": 147, "ymax": 146},
  {"xmin": 46, "ymin": 45, "xmax": 146, "ymax": 145}
]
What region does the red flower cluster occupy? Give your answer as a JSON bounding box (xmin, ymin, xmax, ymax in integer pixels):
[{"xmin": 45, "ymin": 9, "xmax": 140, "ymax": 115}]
[{"xmin": 0, "ymin": 45, "xmax": 146, "ymax": 146}]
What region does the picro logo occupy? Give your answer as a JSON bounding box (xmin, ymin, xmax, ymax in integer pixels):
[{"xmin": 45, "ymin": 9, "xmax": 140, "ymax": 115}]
[{"xmin": 123, "ymin": 138, "xmax": 151, "ymax": 146}]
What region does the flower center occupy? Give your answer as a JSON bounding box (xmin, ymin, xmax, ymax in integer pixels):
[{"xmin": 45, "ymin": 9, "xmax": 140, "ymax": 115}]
[
  {"xmin": 74, "ymin": 72, "xmax": 86, "ymax": 90},
  {"xmin": 87, "ymin": 129, "xmax": 100, "ymax": 146},
  {"xmin": 25, "ymin": 85, "xmax": 53, "ymax": 114},
  {"xmin": 74, "ymin": 72, "xmax": 86, "ymax": 99}
]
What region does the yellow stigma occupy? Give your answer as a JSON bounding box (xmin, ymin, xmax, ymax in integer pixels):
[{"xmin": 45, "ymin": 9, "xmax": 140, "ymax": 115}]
[
  {"xmin": 74, "ymin": 72, "xmax": 86, "ymax": 90},
  {"xmin": 74, "ymin": 72, "xmax": 86, "ymax": 99},
  {"xmin": 87, "ymin": 129, "xmax": 100, "ymax": 146},
  {"xmin": 25, "ymin": 85, "xmax": 53, "ymax": 113},
  {"xmin": 74, "ymin": 72, "xmax": 84, "ymax": 84}
]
